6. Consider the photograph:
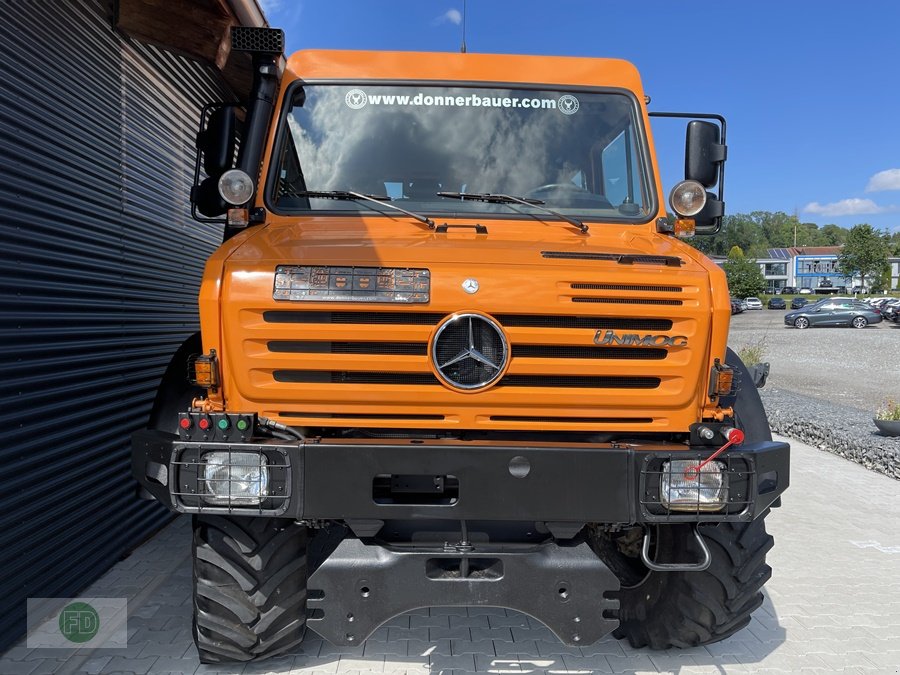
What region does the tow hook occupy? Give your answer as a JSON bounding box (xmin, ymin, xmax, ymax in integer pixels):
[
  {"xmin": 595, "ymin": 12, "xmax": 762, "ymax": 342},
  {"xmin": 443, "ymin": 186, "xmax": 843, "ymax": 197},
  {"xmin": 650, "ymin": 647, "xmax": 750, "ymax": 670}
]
[{"xmin": 641, "ymin": 525, "xmax": 712, "ymax": 571}]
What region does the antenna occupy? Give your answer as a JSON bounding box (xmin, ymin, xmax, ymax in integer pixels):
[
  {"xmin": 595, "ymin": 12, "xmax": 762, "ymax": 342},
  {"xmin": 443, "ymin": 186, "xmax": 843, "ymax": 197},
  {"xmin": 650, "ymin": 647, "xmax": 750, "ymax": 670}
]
[{"xmin": 460, "ymin": 0, "xmax": 467, "ymax": 53}]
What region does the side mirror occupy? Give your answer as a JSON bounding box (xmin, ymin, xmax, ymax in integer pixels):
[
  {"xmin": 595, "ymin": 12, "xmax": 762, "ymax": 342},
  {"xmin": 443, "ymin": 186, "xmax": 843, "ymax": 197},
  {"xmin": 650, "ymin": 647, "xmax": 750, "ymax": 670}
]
[
  {"xmin": 685, "ymin": 120, "xmax": 725, "ymax": 188},
  {"xmin": 199, "ymin": 106, "xmax": 236, "ymax": 177}
]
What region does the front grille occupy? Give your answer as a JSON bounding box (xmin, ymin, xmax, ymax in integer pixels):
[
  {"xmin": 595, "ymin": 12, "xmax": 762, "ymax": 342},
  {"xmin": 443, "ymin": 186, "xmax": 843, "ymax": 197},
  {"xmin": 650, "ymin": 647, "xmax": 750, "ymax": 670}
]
[{"xmin": 250, "ymin": 301, "xmax": 685, "ymax": 423}]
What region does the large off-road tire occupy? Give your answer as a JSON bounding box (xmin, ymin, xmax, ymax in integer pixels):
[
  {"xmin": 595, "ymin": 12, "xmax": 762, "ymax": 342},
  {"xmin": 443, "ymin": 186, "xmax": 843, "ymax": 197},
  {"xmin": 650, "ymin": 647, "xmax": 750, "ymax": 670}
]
[
  {"xmin": 193, "ymin": 516, "xmax": 308, "ymax": 663},
  {"xmin": 612, "ymin": 348, "xmax": 775, "ymax": 649}
]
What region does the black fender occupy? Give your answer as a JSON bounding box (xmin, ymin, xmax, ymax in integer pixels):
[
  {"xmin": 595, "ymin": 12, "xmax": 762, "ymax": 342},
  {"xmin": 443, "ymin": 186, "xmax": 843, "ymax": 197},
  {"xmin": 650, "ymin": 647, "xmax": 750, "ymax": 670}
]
[
  {"xmin": 147, "ymin": 332, "xmax": 206, "ymax": 433},
  {"xmin": 722, "ymin": 347, "xmax": 772, "ymax": 443}
]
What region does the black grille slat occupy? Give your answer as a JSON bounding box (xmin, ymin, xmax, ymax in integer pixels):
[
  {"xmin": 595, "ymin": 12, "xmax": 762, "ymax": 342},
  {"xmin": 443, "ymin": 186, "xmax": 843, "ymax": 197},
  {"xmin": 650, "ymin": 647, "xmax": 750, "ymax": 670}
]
[
  {"xmin": 513, "ymin": 345, "xmax": 666, "ymax": 360},
  {"xmin": 273, "ymin": 371, "xmax": 659, "ymax": 389},
  {"xmin": 570, "ymin": 283, "xmax": 682, "ymax": 292},
  {"xmin": 490, "ymin": 416, "xmax": 653, "ymax": 424},
  {"xmin": 279, "ymin": 412, "xmax": 445, "ymax": 420},
  {"xmin": 543, "ymin": 251, "xmax": 683, "ymax": 266},
  {"xmin": 264, "ymin": 311, "xmax": 443, "ymax": 325},
  {"xmin": 274, "ymin": 371, "xmax": 439, "ymax": 385},
  {"xmin": 571, "ymin": 298, "xmax": 683, "ymax": 306},
  {"xmin": 499, "ymin": 375, "xmax": 660, "ymax": 388},
  {"xmin": 264, "ymin": 311, "xmax": 672, "ymax": 331},
  {"xmin": 268, "ymin": 341, "xmax": 427, "ymax": 356},
  {"xmin": 497, "ymin": 315, "xmax": 672, "ymax": 331}
]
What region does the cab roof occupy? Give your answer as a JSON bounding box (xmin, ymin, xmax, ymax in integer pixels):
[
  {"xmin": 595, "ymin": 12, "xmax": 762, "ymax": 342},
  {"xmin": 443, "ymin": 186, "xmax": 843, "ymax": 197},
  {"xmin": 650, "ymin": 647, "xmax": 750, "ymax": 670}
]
[{"xmin": 284, "ymin": 50, "xmax": 645, "ymax": 93}]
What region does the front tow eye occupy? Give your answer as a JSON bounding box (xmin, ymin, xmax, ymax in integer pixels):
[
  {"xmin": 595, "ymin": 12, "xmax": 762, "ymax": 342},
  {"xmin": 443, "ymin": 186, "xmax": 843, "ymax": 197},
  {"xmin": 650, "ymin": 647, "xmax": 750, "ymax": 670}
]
[
  {"xmin": 688, "ymin": 426, "xmax": 745, "ymax": 478},
  {"xmin": 641, "ymin": 526, "xmax": 711, "ymax": 572}
]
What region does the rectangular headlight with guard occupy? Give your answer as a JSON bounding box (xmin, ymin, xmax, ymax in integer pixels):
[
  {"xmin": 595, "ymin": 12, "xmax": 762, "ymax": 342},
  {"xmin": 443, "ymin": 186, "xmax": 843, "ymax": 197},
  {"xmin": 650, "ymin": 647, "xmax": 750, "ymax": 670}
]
[
  {"xmin": 202, "ymin": 452, "xmax": 268, "ymax": 505},
  {"xmin": 660, "ymin": 460, "xmax": 728, "ymax": 511}
]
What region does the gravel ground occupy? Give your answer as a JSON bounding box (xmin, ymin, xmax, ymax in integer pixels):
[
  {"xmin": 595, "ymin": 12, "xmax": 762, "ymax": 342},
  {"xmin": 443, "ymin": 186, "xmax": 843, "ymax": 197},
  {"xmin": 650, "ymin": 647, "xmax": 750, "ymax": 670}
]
[
  {"xmin": 727, "ymin": 308, "xmax": 900, "ymax": 413},
  {"xmin": 727, "ymin": 307, "xmax": 900, "ymax": 479}
]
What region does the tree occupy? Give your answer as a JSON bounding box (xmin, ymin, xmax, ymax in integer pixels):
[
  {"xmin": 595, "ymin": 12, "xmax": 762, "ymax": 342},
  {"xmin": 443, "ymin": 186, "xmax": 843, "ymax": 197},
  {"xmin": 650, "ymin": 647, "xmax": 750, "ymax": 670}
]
[
  {"xmin": 723, "ymin": 246, "xmax": 766, "ymax": 298},
  {"xmin": 836, "ymin": 224, "xmax": 889, "ymax": 290}
]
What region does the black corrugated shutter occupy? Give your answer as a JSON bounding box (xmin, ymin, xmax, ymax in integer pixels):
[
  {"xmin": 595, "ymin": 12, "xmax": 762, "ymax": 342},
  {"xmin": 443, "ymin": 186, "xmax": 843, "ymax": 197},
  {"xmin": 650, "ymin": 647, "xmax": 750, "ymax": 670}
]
[{"xmin": 0, "ymin": 0, "xmax": 228, "ymax": 650}]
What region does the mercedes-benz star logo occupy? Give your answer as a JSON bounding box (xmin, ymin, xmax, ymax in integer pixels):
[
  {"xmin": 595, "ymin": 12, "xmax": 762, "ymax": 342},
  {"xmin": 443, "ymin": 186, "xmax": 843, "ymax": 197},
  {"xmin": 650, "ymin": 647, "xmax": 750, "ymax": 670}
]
[
  {"xmin": 462, "ymin": 278, "xmax": 479, "ymax": 294},
  {"xmin": 432, "ymin": 314, "xmax": 508, "ymax": 390}
]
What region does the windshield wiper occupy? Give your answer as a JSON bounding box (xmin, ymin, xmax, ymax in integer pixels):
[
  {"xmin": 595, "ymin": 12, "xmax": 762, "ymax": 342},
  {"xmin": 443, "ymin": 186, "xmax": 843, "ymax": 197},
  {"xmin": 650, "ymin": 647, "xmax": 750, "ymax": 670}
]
[
  {"xmin": 437, "ymin": 191, "xmax": 588, "ymax": 234},
  {"xmin": 287, "ymin": 190, "xmax": 435, "ymax": 229}
]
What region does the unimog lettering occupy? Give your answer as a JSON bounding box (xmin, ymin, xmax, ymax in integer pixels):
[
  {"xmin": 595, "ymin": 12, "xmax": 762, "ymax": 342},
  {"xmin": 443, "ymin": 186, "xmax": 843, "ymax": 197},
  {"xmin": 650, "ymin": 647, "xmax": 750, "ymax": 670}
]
[
  {"xmin": 594, "ymin": 330, "xmax": 688, "ymax": 347},
  {"xmin": 132, "ymin": 26, "xmax": 789, "ymax": 665}
]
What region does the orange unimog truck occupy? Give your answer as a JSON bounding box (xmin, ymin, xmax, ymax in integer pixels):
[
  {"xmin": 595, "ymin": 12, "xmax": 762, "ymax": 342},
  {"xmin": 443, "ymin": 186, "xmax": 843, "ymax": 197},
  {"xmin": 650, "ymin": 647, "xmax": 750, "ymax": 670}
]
[{"xmin": 133, "ymin": 28, "xmax": 789, "ymax": 663}]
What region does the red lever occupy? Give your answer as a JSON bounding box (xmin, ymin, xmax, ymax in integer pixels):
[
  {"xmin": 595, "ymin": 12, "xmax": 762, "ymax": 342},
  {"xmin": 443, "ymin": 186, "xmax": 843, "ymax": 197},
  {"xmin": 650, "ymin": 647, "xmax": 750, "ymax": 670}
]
[{"xmin": 686, "ymin": 426, "xmax": 744, "ymax": 479}]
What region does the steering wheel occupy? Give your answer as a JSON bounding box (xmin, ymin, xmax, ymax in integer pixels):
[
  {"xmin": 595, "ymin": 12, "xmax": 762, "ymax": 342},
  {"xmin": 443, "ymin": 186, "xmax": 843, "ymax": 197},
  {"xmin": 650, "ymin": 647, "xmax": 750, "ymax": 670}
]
[{"xmin": 525, "ymin": 183, "xmax": 591, "ymax": 198}]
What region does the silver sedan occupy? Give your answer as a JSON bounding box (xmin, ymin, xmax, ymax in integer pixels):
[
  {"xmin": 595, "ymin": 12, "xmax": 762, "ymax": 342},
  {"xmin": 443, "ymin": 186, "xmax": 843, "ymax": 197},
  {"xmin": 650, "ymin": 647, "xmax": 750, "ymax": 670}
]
[{"xmin": 784, "ymin": 299, "xmax": 883, "ymax": 329}]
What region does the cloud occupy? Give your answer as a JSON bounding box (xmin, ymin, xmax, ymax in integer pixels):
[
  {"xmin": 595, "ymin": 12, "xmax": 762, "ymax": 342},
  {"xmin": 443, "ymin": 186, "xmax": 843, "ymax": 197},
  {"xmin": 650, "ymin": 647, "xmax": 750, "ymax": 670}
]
[
  {"xmin": 433, "ymin": 8, "xmax": 462, "ymax": 25},
  {"xmin": 258, "ymin": 0, "xmax": 282, "ymax": 13},
  {"xmin": 802, "ymin": 198, "xmax": 889, "ymax": 217},
  {"xmin": 866, "ymin": 168, "xmax": 900, "ymax": 192}
]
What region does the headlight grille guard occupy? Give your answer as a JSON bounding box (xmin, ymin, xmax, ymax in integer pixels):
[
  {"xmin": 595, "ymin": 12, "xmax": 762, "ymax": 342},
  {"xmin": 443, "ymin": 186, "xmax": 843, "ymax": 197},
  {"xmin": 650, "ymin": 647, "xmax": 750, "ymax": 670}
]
[
  {"xmin": 170, "ymin": 445, "xmax": 292, "ymax": 516},
  {"xmin": 639, "ymin": 452, "xmax": 757, "ymax": 522}
]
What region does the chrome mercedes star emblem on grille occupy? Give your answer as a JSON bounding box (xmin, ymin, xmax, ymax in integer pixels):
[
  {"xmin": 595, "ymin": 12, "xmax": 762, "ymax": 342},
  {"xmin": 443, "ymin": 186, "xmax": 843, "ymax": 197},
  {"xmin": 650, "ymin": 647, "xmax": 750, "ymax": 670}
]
[
  {"xmin": 462, "ymin": 278, "xmax": 479, "ymax": 294},
  {"xmin": 432, "ymin": 314, "xmax": 508, "ymax": 390}
]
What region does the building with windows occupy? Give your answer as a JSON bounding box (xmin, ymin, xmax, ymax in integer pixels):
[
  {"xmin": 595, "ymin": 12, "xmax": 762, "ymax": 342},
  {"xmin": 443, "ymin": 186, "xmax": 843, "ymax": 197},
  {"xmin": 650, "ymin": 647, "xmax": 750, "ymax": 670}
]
[{"xmin": 713, "ymin": 246, "xmax": 900, "ymax": 294}]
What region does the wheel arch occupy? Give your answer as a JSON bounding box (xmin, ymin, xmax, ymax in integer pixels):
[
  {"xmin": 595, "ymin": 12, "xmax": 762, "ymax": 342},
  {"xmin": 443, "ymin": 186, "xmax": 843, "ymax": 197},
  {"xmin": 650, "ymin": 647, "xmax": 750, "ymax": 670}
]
[{"xmin": 147, "ymin": 332, "xmax": 205, "ymax": 433}]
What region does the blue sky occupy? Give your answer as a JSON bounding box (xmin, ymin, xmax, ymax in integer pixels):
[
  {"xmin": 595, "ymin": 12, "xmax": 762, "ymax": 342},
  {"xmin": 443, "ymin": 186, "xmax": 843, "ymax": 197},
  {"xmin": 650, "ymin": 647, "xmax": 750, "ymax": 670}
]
[{"xmin": 260, "ymin": 0, "xmax": 900, "ymax": 233}]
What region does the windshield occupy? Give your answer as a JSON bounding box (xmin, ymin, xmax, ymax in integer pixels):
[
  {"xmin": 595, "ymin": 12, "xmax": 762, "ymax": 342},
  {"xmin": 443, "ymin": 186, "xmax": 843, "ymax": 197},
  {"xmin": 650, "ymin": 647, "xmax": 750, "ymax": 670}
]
[{"xmin": 269, "ymin": 84, "xmax": 654, "ymax": 222}]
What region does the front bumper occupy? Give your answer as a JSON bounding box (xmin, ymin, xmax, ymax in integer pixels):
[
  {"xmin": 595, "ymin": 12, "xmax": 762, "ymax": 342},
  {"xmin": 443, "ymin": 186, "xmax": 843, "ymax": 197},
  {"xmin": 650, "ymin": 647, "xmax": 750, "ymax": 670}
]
[{"xmin": 132, "ymin": 430, "xmax": 789, "ymax": 524}]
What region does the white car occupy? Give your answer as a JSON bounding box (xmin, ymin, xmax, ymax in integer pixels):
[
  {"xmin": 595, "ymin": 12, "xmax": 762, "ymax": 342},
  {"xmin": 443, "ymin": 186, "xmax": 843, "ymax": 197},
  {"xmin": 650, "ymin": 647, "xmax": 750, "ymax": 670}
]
[{"xmin": 745, "ymin": 297, "xmax": 763, "ymax": 310}]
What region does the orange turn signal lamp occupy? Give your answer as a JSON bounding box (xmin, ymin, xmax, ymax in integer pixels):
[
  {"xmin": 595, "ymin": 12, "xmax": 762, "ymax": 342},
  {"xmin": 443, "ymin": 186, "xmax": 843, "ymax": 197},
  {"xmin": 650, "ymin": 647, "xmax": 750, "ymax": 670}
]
[
  {"xmin": 709, "ymin": 360, "xmax": 734, "ymax": 397},
  {"xmin": 188, "ymin": 350, "xmax": 220, "ymax": 390}
]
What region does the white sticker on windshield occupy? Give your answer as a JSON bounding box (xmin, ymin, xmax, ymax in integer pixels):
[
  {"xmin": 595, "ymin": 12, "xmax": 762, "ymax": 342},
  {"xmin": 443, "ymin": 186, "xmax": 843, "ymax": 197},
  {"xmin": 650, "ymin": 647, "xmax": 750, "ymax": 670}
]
[
  {"xmin": 557, "ymin": 94, "xmax": 579, "ymax": 115},
  {"xmin": 345, "ymin": 89, "xmax": 368, "ymax": 109}
]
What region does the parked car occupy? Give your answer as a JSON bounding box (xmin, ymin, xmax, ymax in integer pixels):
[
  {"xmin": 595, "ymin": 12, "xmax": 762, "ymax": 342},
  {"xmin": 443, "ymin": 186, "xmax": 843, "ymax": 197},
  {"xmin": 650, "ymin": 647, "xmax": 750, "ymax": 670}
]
[
  {"xmin": 745, "ymin": 297, "xmax": 763, "ymax": 310},
  {"xmin": 784, "ymin": 299, "xmax": 883, "ymax": 329},
  {"xmin": 767, "ymin": 297, "xmax": 786, "ymax": 309},
  {"xmin": 799, "ymin": 288, "xmax": 813, "ymax": 294},
  {"xmin": 881, "ymin": 300, "xmax": 900, "ymax": 322},
  {"xmin": 730, "ymin": 298, "xmax": 744, "ymax": 314},
  {"xmin": 790, "ymin": 297, "xmax": 809, "ymax": 309},
  {"xmin": 780, "ymin": 286, "xmax": 796, "ymax": 295}
]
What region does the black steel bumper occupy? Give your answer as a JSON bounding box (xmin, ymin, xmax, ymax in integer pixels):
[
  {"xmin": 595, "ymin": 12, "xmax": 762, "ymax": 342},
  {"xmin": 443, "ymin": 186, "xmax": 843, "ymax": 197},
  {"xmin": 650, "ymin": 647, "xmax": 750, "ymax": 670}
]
[{"xmin": 131, "ymin": 430, "xmax": 789, "ymax": 524}]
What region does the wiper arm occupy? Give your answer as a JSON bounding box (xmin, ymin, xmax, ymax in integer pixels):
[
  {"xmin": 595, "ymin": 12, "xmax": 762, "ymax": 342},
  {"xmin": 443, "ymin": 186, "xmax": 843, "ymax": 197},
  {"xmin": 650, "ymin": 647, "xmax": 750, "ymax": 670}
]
[
  {"xmin": 289, "ymin": 190, "xmax": 435, "ymax": 229},
  {"xmin": 437, "ymin": 191, "xmax": 588, "ymax": 234}
]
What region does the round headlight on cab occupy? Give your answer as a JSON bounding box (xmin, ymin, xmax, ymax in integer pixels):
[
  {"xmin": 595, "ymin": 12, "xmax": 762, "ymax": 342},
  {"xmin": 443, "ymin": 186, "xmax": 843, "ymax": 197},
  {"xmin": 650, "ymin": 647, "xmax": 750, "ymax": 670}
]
[
  {"xmin": 217, "ymin": 169, "xmax": 254, "ymax": 205},
  {"xmin": 668, "ymin": 180, "xmax": 707, "ymax": 217}
]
